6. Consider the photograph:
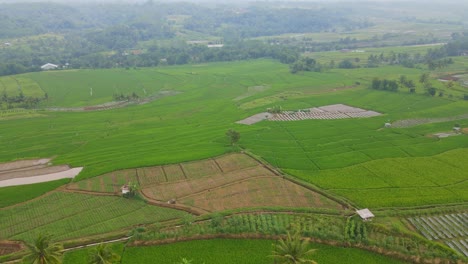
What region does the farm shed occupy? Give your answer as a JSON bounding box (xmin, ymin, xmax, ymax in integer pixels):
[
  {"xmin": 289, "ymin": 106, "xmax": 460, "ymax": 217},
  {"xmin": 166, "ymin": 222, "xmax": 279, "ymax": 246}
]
[
  {"xmin": 40, "ymin": 63, "xmax": 58, "ymax": 70},
  {"xmin": 121, "ymin": 185, "xmax": 130, "ymax": 195},
  {"xmin": 356, "ymin": 208, "xmax": 375, "ymax": 221}
]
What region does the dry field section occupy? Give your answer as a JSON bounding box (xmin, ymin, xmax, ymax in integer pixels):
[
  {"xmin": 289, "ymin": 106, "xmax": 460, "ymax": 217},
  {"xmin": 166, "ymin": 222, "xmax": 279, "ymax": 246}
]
[
  {"xmin": 68, "ymin": 153, "xmax": 342, "ymax": 213},
  {"xmin": 409, "ymin": 213, "xmax": 468, "ymax": 257},
  {"xmin": 0, "ymin": 158, "xmax": 82, "ymax": 187}
]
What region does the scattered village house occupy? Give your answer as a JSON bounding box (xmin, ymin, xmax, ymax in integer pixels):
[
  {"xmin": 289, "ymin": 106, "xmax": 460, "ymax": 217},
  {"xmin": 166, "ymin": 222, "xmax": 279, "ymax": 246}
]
[
  {"xmin": 40, "ymin": 63, "xmax": 59, "ymax": 70},
  {"xmin": 356, "ymin": 208, "xmax": 375, "ymax": 221}
]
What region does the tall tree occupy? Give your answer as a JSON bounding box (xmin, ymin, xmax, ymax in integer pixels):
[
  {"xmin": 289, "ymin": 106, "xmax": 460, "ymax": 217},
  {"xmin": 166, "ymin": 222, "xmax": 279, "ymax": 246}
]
[
  {"xmin": 226, "ymin": 129, "xmax": 240, "ymax": 145},
  {"xmin": 271, "ymin": 231, "xmax": 317, "ymax": 264},
  {"xmin": 23, "ymin": 234, "xmax": 63, "ymax": 264},
  {"xmin": 88, "ymin": 243, "xmax": 121, "ymax": 264},
  {"xmin": 419, "ymin": 73, "xmax": 429, "ymax": 85}
]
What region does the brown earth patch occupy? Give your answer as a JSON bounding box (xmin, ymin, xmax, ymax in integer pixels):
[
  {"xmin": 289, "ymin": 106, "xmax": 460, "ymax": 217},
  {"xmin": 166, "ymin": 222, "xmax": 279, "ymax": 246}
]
[
  {"xmin": 182, "ymin": 159, "xmax": 220, "ymax": 179},
  {"xmin": 0, "ymin": 241, "xmax": 23, "ymax": 256},
  {"xmin": 179, "ymin": 177, "xmax": 341, "ymax": 212},
  {"xmin": 66, "ymin": 153, "xmax": 343, "ymax": 215},
  {"xmin": 214, "ymin": 153, "xmax": 259, "ymax": 172}
]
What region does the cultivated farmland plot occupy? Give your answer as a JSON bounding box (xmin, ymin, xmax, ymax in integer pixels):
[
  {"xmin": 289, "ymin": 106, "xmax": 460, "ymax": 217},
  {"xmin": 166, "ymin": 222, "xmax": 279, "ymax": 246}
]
[
  {"xmin": 0, "ymin": 192, "xmax": 188, "ymax": 242},
  {"xmin": 68, "ymin": 153, "xmax": 342, "ymax": 214},
  {"xmin": 236, "ymin": 104, "xmax": 381, "ymax": 125},
  {"xmin": 409, "ymin": 213, "xmax": 468, "ymax": 257},
  {"xmin": 68, "ymin": 153, "xmax": 269, "ymax": 193}
]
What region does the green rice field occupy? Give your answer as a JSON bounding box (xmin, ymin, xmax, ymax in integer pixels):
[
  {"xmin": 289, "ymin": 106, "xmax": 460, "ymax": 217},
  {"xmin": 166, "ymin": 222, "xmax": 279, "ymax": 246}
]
[
  {"xmin": 63, "ymin": 239, "xmax": 408, "ymax": 264},
  {"xmin": 0, "ymin": 192, "xmax": 188, "ymax": 242},
  {"xmin": 0, "ymin": 60, "xmax": 467, "ymax": 209}
]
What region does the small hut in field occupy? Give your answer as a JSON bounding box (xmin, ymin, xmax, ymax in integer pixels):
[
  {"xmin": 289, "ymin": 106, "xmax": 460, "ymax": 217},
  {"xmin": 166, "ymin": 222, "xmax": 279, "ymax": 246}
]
[
  {"xmin": 121, "ymin": 184, "xmax": 130, "ymax": 195},
  {"xmin": 356, "ymin": 208, "xmax": 375, "ymax": 221}
]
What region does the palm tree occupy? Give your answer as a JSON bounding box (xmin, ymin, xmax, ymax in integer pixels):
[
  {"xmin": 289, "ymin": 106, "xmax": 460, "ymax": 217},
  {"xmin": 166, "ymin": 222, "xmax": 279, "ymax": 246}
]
[
  {"xmin": 23, "ymin": 234, "xmax": 63, "ymax": 264},
  {"xmin": 88, "ymin": 243, "xmax": 121, "ymax": 264},
  {"xmin": 176, "ymin": 258, "xmax": 193, "ymax": 264},
  {"xmin": 271, "ymin": 231, "xmax": 317, "ymax": 264}
]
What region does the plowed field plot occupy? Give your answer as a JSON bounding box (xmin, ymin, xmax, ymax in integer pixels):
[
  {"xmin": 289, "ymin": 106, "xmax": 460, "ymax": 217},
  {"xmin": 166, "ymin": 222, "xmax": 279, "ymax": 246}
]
[
  {"xmin": 142, "ymin": 166, "xmax": 273, "ymax": 201},
  {"xmin": 214, "ymin": 153, "xmax": 259, "ymax": 172},
  {"xmin": 0, "ymin": 192, "xmax": 187, "ymax": 242},
  {"xmin": 0, "ymin": 241, "xmax": 22, "ymax": 256},
  {"xmin": 140, "ymin": 154, "xmax": 342, "ymax": 213},
  {"xmin": 163, "ymin": 164, "xmax": 187, "ymax": 181},
  {"xmin": 68, "ymin": 154, "xmax": 343, "ymax": 214},
  {"xmin": 181, "ymin": 159, "xmax": 221, "ymax": 179},
  {"xmin": 68, "ymin": 154, "xmax": 263, "ymax": 193},
  {"xmin": 409, "ymin": 213, "xmax": 468, "ymax": 257},
  {"xmin": 180, "ymin": 177, "xmax": 341, "ymax": 212},
  {"xmin": 137, "ymin": 166, "xmax": 166, "ymax": 186}
]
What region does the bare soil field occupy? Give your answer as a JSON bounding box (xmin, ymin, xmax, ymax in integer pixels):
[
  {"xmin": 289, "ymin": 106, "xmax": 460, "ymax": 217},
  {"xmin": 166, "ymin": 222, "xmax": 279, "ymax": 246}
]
[
  {"xmin": 181, "ymin": 159, "xmax": 221, "ymax": 179},
  {"xmin": 0, "ymin": 241, "xmax": 23, "ymax": 256},
  {"xmin": 180, "ymin": 177, "xmax": 341, "ymax": 212},
  {"xmin": 141, "ymin": 166, "xmax": 273, "ymax": 201},
  {"xmin": 139, "ymin": 154, "xmax": 341, "ymax": 213},
  {"xmin": 68, "ymin": 154, "xmax": 264, "ymax": 193},
  {"xmin": 67, "ymin": 153, "xmax": 341, "ymax": 214},
  {"xmin": 237, "ymin": 104, "xmax": 381, "ymax": 125},
  {"xmin": 0, "ymin": 168, "xmax": 82, "ymax": 188},
  {"xmin": 0, "ymin": 158, "xmax": 82, "ymax": 187},
  {"xmin": 214, "ymin": 154, "xmax": 259, "ymax": 172}
]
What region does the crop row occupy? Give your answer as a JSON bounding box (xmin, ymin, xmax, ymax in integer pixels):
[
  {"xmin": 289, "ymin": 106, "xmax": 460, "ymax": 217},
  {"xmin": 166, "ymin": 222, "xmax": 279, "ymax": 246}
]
[
  {"xmin": 409, "ymin": 213, "xmax": 468, "ymax": 257},
  {"xmin": 144, "ymin": 213, "xmax": 345, "ymax": 242},
  {"xmin": 447, "ymin": 239, "xmax": 468, "ymax": 257},
  {"xmin": 0, "ymin": 192, "xmax": 188, "ymax": 241},
  {"xmin": 409, "ymin": 213, "xmax": 468, "ymax": 240}
]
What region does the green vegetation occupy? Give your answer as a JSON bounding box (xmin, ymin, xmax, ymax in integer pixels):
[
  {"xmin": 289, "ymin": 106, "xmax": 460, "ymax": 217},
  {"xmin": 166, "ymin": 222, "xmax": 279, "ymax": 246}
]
[
  {"xmin": 87, "ymin": 243, "xmax": 121, "ymax": 264},
  {"xmin": 117, "ymin": 239, "xmax": 408, "ymax": 264},
  {"xmin": 0, "ymin": 1, "xmax": 468, "ymax": 263},
  {"xmin": 0, "ymin": 179, "xmax": 68, "ymax": 208},
  {"xmin": 23, "ymin": 234, "xmax": 63, "ymax": 264},
  {"xmin": 0, "ymin": 192, "xmax": 188, "ymax": 241},
  {"xmin": 271, "ymin": 230, "xmax": 317, "ymax": 264},
  {"xmin": 287, "ymin": 148, "xmax": 468, "ymax": 208}
]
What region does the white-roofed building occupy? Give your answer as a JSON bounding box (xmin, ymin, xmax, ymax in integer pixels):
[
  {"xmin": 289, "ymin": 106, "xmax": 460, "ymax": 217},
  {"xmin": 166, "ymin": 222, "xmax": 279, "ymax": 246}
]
[
  {"xmin": 40, "ymin": 63, "xmax": 59, "ymax": 70},
  {"xmin": 356, "ymin": 208, "xmax": 375, "ymax": 221}
]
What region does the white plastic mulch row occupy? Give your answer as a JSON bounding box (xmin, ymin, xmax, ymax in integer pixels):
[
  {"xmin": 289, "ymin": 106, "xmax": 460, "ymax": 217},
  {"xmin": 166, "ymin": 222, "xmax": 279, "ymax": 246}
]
[
  {"xmin": 236, "ymin": 104, "xmax": 382, "ymax": 125},
  {"xmin": 409, "ymin": 213, "xmax": 468, "ymax": 257}
]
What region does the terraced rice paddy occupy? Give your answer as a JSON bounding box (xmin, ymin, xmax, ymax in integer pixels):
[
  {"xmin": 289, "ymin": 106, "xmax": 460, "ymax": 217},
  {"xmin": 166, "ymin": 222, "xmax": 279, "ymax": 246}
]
[
  {"xmin": 409, "ymin": 213, "xmax": 468, "ymax": 257},
  {"xmin": 0, "ymin": 192, "xmax": 188, "ymax": 241},
  {"xmin": 67, "ymin": 154, "xmax": 259, "ymax": 193},
  {"xmin": 68, "ymin": 154, "xmax": 341, "ymax": 213}
]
